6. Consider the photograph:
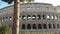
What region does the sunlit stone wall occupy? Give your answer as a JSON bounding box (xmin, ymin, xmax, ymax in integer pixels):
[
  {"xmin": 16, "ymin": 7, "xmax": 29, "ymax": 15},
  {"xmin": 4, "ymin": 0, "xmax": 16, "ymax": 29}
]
[{"xmin": 0, "ymin": 3, "xmax": 60, "ymax": 34}]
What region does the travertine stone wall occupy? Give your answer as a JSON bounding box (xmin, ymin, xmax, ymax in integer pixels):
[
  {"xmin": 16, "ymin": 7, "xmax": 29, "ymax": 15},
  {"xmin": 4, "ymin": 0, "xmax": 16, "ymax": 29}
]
[{"xmin": 0, "ymin": 3, "xmax": 60, "ymax": 34}]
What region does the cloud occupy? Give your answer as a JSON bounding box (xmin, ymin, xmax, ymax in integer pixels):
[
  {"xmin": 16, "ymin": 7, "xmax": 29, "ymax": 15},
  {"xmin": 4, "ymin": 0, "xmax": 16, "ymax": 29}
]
[{"xmin": 35, "ymin": 0, "xmax": 60, "ymax": 6}]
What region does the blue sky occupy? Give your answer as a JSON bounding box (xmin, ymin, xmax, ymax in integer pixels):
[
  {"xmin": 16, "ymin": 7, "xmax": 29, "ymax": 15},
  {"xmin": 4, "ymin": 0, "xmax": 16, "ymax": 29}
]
[
  {"xmin": 0, "ymin": 0, "xmax": 14, "ymax": 9},
  {"xmin": 0, "ymin": 0, "xmax": 60, "ymax": 9}
]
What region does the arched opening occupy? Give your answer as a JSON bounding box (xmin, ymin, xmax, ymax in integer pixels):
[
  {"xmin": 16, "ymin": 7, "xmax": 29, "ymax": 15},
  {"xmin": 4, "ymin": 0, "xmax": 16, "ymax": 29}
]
[
  {"xmin": 9, "ymin": 16, "xmax": 12, "ymax": 20},
  {"xmin": 43, "ymin": 15, "xmax": 45, "ymax": 19},
  {"xmin": 27, "ymin": 24, "xmax": 31, "ymax": 29},
  {"xmin": 55, "ymin": 16, "xmax": 57, "ymax": 19},
  {"xmin": 22, "ymin": 15, "xmax": 26, "ymax": 20},
  {"xmin": 9, "ymin": 16, "xmax": 12, "ymax": 19},
  {"xmin": 37, "ymin": 15, "xmax": 41, "ymax": 20},
  {"xmin": 6, "ymin": 17, "xmax": 8, "ymax": 19},
  {"xmin": 53, "ymin": 24, "xmax": 56, "ymax": 29},
  {"xmin": 46, "ymin": 15, "xmax": 50, "ymax": 20},
  {"xmin": 22, "ymin": 24, "xmax": 25, "ymax": 29},
  {"xmin": 5, "ymin": 17, "xmax": 9, "ymax": 21},
  {"xmin": 32, "ymin": 24, "xmax": 36, "ymax": 29},
  {"xmin": 32, "ymin": 15, "xmax": 36, "ymax": 20},
  {"xmin": 27, "ymin": 15, "xmax": 31, "ymax": 20},
  {"xmin": 38, "ymin": 24, "xmax": 42, "ymax": 29},
  {"xmin": 51, "ymin": 15, "xmax": 54, "ymax": 20},
  {"xmin": 43, "ymin": 24, "xmax": 47, "ymax": 29},
  {"xmin": 57, "ymin": 24, "xmax": 60, "ymax": 28},
  {"xmin": 48, "ymin": 24, "xmax": 51, "ymax": 29}
]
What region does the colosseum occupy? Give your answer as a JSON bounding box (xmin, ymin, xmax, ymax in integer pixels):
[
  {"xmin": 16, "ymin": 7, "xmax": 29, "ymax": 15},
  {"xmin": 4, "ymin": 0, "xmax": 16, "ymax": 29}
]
[{"xmin": 0, "ymin": 3, "xmax": 60, "ymax": 34}]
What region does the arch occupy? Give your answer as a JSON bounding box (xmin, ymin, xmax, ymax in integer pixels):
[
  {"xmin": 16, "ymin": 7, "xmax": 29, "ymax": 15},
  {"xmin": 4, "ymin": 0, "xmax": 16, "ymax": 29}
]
[
  {"xmin": 32, "ymin": 15, "xmax": 36, "ymax": 20},
  {"xmin": 22, "ymin": 15, "xmax": 26, "ymax": 20},
  {"xmin": 37, "ymin": 15, "xmax": 41, "ymax": 20},
  {"xmin": 46, "ymin": 15, "xmax": 50, "ymax": 20},
  {"xmin": 55, "ymin": 16, "xmax": 57, "ymax": 19},
  {"xmin": 32, "ymin": 24, "xmax": 36, "ymax": 29},
  {"xmin": 38, "ymin": 24, "xmax": 42, "ymax": 29},
  {"xmin": 9, "ymin": 16, "xmax": 12, "ymax": 20},
  {"xmin": 43, "ymin": 24, "xmax": 47, "ymax": 29},
  {"xmin": 53, "ymin": 24, "xmax": 56, "ymax": 29},
  {"xmin": 51, "ymin": 15, "xmax": 54, "ymax": 19},
  {"xmin": 48, "ymin": 23, "xmax": 51, "ymax": 29},
  {"xmin": 9, "ymin": 16, "xmax": 12, "ymax": 19},
  {"xmin": 22, "ymin": 24, "xmax": 25, "ymax": 29},
  {"xmin": 57, "ymin": 24, "xmax": 60, "ymax": 28},
  {"xmin": 6, "ymin": 17, "xmax": 8, "ymax": 19},
  {"xmin": 27, "ymin": 15, "xmax": 31, "ymax": 20},
  {"xmin": 27, "ymin": 24, "xmax": 31, "ymax": 29},
  {"xmin": 42, "ymin": 15, "xmax": 45, "ymax": 19}
]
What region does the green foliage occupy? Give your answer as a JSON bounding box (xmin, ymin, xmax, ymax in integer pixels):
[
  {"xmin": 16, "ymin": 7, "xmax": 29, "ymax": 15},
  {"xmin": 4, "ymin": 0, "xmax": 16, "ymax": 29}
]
[
  {"xmin": 0, "ymin": 23, "xmax": 12, "ymax": 34},
  {"xmin": 0, "ymin": 21, "xmax": 5, "ymax": 34},
  {"xmin": 0, "ymin": 27, "xmax": 4, "ymax": 34},
  {"xmin": 20, "ymin": 0, "xmax": 25, "ymax": 2},
  {"xmin": 4, "ymin": 25, "xmax": 12, "ymax": 34},
  {"xmin": 20, "ymin": 0, "xmax": 34, "ymax": 2},
  {"xmin": 0, "ymin": 22, "xmax": 4, "ymax": 34},
  {"xmin": 2, "ymin": 0, "xmax": 14, "ymax": 4},
  {"xmin": 28, "ymin": 0, "xmax": 34, "ymax": 2},
  {"xmin": 0, "ymin": 21, "xmax": 2, "ymax": 28}
]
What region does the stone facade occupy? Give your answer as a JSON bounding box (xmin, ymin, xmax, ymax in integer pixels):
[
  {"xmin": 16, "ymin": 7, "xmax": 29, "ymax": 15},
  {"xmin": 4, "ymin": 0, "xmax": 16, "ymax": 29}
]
[{"xmin": 0, "ymin": 3, "xmax": 60, "ymax": 34}]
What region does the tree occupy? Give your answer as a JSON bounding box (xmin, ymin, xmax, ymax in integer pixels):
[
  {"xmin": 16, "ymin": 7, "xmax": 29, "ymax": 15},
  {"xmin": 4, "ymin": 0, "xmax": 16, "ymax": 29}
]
[
  {"xmin": 4, "ymin": 25, "xmax": 11, "ymax": 34},
  {"xmin": 2, "ymin": 0, "xmax": 14, "ymax": 4},
  {"xmin": 1, "ymin": 0, "xmax": 34, "ymax": 34},
  {"xmin": 0, "ymin": 21, "xmax": 11, "ymax": 34},
  {"xmin": 13, "ymin": 0, "xmax": 34, "ymax": 34},
  {"xmin": 20, "ymin": 0, "xmax": 34, "ymax": 2},
  {"xmin": 0, "ymin": 21, "xmax": 3, "ymax": 34},
  {"xmin": 0, "ymin": 21, "xmax": 2, "ymax": 28}
]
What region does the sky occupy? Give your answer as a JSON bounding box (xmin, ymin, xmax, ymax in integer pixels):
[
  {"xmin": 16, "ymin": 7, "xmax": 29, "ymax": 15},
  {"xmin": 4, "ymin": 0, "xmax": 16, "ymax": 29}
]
[
  {"xmin": 0, "ymin": 0, "xmax": 60, "ymax": 9},
  {"xmin": 0, "ymin": 0, "xmax": 14, "ymax": 9}
]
